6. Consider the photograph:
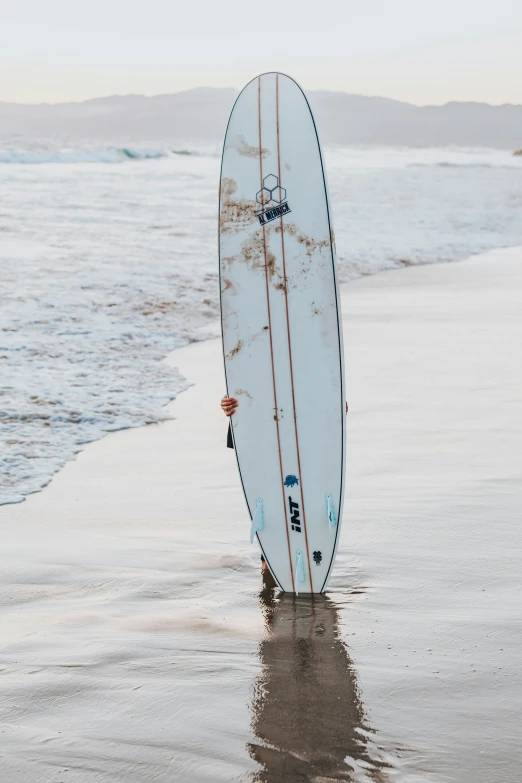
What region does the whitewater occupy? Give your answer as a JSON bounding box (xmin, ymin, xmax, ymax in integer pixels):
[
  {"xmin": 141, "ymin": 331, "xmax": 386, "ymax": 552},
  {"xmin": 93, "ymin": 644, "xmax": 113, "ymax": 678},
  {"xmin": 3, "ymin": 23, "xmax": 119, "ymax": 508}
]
[{"xmin": 1, "ymin": 143, "xmax": 521, "ymax": 504}]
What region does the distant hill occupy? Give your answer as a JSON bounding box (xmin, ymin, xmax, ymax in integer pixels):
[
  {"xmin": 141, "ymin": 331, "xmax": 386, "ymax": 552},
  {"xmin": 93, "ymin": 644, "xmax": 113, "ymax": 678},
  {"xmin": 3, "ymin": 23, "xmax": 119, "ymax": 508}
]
[{"xmin": 1, "ymin": 87, "xmax": 521, "ymax": 148}]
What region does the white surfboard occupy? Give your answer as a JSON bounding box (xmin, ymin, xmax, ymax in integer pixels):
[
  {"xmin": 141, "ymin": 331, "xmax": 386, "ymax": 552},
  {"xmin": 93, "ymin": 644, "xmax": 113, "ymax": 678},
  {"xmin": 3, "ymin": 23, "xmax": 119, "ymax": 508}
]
[{"xmin": 219, "ymin": 72, "xmax": 345, "ymax": 594}]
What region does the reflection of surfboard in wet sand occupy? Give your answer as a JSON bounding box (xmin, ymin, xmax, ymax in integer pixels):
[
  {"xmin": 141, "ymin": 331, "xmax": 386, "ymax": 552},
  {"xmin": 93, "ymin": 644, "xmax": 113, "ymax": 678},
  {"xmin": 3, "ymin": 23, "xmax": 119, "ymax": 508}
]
[
  {"xmin": 249, "ymin": 592, "xmax": 390, "ymax": 780},
  {"xmin": 219, "ymin": 72, "xmax": 345, "ymax": 594}
]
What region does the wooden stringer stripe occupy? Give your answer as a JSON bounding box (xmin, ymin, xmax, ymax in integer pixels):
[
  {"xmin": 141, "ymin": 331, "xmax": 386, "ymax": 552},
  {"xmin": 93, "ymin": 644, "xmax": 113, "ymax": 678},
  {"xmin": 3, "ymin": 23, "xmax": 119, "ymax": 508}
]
[
  {"xmin": 258, "ymin": 76, "xmax": 294, "ymax": 587},
  {"xmin": 275, "ymin": 73, "xmax": 314, "ymax": 591}
]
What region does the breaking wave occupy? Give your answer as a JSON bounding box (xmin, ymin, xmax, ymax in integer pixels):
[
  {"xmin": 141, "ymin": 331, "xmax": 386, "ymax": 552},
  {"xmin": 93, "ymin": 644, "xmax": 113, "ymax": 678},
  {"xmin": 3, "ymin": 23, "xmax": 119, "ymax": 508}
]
[
  {"xmin": 0, "ymin": 147, "xmax": 167, "ymax": 164},
  {"xmin": 0, "ymin": 145, "xmax": 220, "ymax": 164}
]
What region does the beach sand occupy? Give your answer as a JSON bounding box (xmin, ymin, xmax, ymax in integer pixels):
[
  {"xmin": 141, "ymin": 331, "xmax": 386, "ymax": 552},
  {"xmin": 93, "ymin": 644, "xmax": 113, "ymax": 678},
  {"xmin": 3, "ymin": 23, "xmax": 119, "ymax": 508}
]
[{"xmin": 1, "ymin": 247, "xmax": 521, "ymax": 782}]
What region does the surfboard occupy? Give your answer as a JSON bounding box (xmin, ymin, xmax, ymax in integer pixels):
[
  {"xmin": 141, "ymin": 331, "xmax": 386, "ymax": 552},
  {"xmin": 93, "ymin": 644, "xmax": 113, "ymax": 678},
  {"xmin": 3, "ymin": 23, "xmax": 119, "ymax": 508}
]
[{"xmin": 219, "ymin": 72, "xmax": 345, "ymax": 594}]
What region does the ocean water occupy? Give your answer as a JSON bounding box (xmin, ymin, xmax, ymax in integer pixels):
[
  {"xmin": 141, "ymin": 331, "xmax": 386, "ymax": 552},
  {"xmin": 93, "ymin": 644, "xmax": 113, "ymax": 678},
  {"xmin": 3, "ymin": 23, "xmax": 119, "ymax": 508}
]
[{"xmin": 1, "ymin": 143, "xmax": 521, "ymax": 504}]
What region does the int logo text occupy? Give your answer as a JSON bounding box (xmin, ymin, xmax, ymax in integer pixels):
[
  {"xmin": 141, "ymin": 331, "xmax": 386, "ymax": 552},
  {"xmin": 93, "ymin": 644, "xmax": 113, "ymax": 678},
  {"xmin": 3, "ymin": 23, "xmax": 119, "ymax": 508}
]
[{"xmin": 288, "ymin": 496, "xmax": 301, "ymax": 533}]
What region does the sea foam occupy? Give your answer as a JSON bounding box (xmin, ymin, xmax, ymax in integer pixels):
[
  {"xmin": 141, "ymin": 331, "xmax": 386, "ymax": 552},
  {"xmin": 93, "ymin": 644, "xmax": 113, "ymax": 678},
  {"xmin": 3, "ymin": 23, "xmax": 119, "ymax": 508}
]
[{"xmin": 1, "ymin": 145, "xmax": 521, "ymax": 504}]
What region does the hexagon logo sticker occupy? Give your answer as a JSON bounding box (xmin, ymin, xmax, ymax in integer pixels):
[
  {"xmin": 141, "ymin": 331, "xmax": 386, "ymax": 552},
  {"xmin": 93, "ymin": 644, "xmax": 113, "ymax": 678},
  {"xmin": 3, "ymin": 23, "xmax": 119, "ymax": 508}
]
[{"xmin": 255, "ymin": 173, "xmax": 292, "ymax": 226}]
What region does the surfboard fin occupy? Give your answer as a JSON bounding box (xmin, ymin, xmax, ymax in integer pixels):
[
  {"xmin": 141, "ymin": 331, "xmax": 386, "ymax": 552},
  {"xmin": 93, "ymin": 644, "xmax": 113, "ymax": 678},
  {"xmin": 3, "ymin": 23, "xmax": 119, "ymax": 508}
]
[
  {"xmin": 326, "ymin": 494, "xmax": 337, "ymax": 530},
  {"xmin": 250, "ymin": 498, "xmax": 264, "ymax": 543},
  {"xmin": 294, "ymin": 550, "xmax": 306, "ymax": 595}
]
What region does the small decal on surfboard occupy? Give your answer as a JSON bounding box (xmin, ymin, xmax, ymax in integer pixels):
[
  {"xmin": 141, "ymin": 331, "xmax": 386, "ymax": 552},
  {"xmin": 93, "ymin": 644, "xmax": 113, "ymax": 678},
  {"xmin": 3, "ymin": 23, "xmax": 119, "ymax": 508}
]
[
  {"xmin": 256, "ymin": 174, "xmax": 291, "ymax": 225},
  {"xmin": 284, "ymin": 474, "xmax": 299, "ymax": 488}
]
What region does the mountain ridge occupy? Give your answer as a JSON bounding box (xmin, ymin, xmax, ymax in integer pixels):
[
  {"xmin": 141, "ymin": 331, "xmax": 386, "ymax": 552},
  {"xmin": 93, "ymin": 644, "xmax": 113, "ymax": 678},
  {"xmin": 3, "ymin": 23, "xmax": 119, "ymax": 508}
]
[{"xmin": 1, "ymin": 88, "xmax": 521, "ymax": 148}]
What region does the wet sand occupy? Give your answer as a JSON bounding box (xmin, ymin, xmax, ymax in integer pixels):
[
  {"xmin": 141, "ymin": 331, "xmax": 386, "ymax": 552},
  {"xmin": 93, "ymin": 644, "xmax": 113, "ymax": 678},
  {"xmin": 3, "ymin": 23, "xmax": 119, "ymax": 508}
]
[{"xmin": 1, "ymin": 247, "xmax": 521, "ymax": 782}]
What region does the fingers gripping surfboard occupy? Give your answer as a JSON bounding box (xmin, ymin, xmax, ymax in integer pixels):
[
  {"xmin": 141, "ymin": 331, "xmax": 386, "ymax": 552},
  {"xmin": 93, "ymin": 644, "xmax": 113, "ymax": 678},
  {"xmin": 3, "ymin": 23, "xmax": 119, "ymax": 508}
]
[{"xmin": 219, "ymin": 73, "xmax": 346, "ymax": 594}]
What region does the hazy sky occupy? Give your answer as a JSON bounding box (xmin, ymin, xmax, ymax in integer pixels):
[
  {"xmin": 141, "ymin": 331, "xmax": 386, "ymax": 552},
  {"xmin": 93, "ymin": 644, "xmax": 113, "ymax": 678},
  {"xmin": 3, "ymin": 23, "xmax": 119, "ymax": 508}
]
[{"xmin": 2, "ymin": 0, "xmax": 521, "ymax": 105}]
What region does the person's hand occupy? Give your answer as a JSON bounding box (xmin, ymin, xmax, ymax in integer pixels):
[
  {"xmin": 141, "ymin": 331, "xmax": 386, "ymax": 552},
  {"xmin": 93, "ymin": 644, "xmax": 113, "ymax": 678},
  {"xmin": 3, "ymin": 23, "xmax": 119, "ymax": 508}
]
[
  {"xmin": 346, "ymin": 401, "xmax": 349, "ymax": 414},
  {"xmin": 221, "ymin": 396, "xmax": 238, "ymax": 417}
]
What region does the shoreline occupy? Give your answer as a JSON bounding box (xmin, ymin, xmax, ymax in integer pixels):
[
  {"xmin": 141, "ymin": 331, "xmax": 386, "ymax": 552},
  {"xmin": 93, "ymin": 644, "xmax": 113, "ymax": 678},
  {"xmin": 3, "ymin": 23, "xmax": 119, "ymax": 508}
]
[
  {"xmin": 4, "ymin": 241, "xmax": 522, "ymax": 511},
  {"xmin": 1, "ymin": 246, "xmax": 521, "ymax": 782}
]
